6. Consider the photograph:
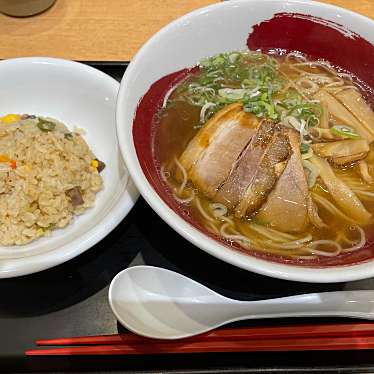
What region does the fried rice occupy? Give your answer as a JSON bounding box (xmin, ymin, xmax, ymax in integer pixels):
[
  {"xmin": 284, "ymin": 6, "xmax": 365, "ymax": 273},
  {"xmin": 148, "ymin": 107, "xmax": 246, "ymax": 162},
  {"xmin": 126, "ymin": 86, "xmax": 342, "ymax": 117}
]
[{"xmin": 0, "ymin": 114, "xmax": 103, "ymax": 245}]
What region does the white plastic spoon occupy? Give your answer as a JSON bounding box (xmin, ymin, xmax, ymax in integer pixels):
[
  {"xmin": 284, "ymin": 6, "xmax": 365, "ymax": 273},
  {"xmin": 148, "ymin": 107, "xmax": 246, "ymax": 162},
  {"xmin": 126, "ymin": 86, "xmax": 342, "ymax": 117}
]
[{"xmin": 108, "ymin": 265, "xmax": 374, "ymax": 340}]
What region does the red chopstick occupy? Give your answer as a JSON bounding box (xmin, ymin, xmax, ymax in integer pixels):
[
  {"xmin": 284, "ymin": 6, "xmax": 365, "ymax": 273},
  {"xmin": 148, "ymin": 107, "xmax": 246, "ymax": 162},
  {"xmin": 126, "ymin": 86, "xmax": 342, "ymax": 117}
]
[
  {"xmin": 26, "ymin": 336, "xmax": 374, "ymax": 355},
  {"xmin": 26, "ymin": 323, "xmax": 374, "ymax": 356},
  {"xmin": 35, "ymin": 322, "xmax": 374, "ymax": 346}
]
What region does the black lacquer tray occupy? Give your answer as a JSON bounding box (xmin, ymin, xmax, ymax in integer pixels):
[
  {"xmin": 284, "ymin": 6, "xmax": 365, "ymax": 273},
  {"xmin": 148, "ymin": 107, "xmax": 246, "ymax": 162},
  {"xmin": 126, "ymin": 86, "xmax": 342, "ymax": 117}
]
[{"xmin": 2, "ymin": 62, "xmax": 374, "ymax": 374}]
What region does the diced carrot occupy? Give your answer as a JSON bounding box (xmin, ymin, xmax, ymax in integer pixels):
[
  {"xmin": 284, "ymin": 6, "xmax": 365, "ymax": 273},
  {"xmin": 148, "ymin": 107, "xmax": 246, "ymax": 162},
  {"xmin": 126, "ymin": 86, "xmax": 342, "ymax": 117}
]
[{"xmin": 0, "ymin": 155, "xmax": 11, "ymax": 162}]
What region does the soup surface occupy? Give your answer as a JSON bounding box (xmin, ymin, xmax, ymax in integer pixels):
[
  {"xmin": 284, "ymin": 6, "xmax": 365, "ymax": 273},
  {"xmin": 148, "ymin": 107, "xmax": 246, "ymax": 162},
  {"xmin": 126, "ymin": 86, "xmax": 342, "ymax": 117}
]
[{"xmin": 152, "ymin": 50, "xmax": 374, "ymax": 265}]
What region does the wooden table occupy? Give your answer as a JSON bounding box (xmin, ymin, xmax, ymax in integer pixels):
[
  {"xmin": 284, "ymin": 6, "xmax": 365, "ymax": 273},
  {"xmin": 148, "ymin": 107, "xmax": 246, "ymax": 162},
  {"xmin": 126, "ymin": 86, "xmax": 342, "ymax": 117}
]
[{"xmin": 0, "ymin": 0, "xmax": 372, "ymax": 61}]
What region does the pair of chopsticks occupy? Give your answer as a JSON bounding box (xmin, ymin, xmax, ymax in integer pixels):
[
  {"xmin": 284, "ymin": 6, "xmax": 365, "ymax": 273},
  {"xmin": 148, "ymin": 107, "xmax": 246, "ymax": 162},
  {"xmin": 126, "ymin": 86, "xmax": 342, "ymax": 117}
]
[{"xmin": 25, "ymin": 322, "xmax": 374, "ymax": 356}]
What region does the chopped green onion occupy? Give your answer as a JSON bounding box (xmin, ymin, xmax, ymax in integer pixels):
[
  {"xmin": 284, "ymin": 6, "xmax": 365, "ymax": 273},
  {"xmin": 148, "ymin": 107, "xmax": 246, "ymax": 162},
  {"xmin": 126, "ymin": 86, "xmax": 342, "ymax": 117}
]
[
  {"xmin": 64, "ymin": 133, "xmax": 73, "ymax": 139},
  {"xmin": 243, "ymin": 100, "xmax": 278, "ymax": 120},
  {"xmin": 260, "ymin": 92, "xmax": 268, "ymax": 101},
  {"xmin": 37, "ymin": 119, "xmax": 56, "ymax": 132},
  {"xmin": 330, "ymin": 125, "xmax": 360, "ymax": 139},
  {"xmin": 251, "ymin": 218, "xmax": 270, "ymax": 226},
  {"xmin": 228, "ymin": 52, "xmax": 240, "ymax": 63},
  {"xmin": 212, "ymin": 56, "xmax": 225, "ymax": 66},
  {"xmin": 241, "ymin": 79, "xmax": 257, "ymax": 88},
  {"xmin": 300, "ymin": 143, "xmax": 310, "ymax": 154},
  {"xmin": 218, "ymin": 88, "xmax": 246, "ymax": 100},
  {"xmin": 177, "ymin": 51, "xmax": 321, "ymax": 124}
]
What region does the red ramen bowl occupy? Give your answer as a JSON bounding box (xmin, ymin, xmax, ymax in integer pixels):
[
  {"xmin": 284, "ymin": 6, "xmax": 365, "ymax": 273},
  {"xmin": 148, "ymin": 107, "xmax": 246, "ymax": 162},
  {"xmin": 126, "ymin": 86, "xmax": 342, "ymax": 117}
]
[{"xmin": 117, "ymin": 0, "xmax": 374, "ymax": 282}]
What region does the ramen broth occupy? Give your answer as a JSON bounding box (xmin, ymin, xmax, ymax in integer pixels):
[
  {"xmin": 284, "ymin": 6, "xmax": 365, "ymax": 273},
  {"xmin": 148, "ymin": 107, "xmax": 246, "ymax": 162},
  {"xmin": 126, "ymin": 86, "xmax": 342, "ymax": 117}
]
[{"xmin": 153, "ymin": 50, "xmax": 374, "ymax": 263}]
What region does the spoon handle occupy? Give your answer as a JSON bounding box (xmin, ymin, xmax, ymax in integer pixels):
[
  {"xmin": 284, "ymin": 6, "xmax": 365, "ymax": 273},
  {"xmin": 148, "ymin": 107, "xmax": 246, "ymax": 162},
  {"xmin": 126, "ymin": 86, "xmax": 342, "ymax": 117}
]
[{"xmin": 228, "ymin": 291, "xmax": 374, "ymax": 320}]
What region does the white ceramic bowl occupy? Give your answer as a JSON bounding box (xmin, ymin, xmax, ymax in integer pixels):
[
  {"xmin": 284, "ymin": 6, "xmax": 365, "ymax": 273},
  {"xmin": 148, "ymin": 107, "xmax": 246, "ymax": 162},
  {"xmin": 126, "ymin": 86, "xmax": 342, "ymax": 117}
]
[
  {"xmin": 0, "ymin": 57, "xmax": 138, "ymax": 278},
  {"xmin": 117, "ymin": 0, "xmax": 374, "ymax": 283}
]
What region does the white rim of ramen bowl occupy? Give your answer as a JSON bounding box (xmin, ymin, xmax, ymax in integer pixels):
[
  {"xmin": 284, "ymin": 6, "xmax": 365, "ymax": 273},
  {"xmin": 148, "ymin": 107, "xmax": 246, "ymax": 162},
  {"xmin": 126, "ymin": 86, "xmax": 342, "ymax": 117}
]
[
  {"xmin": 117, "ymin": 0, "xmax": 374, "ymax": 283},
  {"xmin": 0, "ymin": 57, "xmax": 139, "ymax": 278}
]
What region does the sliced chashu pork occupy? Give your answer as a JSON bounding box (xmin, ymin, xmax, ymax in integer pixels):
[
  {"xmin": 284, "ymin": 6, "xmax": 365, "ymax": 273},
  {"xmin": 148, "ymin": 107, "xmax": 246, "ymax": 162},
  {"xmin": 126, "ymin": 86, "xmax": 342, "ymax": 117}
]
[
  {"xmin": 236, "ymin": 130, "xmax": 291, "ymax": 217},
  {"xmin": 215, "ymin": 120, "xmax": 291, "ymax": 217},
  {"xmin": 256, "ymin": 129, "xmax": 324, "ymax": 233},
  {"xmin": 179, "ymin": 103, "xmax": 259, "ymax": 198}
]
